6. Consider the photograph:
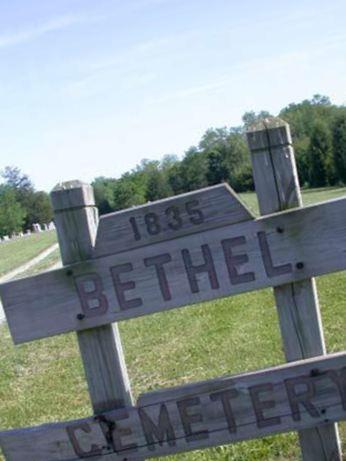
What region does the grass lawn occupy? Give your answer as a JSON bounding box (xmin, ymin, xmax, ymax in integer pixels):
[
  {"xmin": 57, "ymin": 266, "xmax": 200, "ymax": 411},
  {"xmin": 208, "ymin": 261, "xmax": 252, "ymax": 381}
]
[
  {"xmin": 18, "ymin": 248, "xmax": 61, "ymax": 278},
  {"xmin": 0, "ymin": 231, "xmax": 57, "ymax": 277},
  {"xmin": 0, "ymin": 187, "xmax": 346, "ymax": 460},
  {"xmin": 239, "ymin": 185, "xmax": 346, "ymax": 216}
]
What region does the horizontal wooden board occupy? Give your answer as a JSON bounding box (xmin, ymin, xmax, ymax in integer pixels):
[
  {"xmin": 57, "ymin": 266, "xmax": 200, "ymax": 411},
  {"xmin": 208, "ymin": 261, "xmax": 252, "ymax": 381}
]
[
  {"xmin": 94, "ymin": 183, "xmax": 254, "ymax": 257},
  {"xmin": 1, "ymin": 353, "xmax": 345, "ymax": 461},
  {"xmin": 2, "ymin": 197, "xmax": 346, "ymax": 344}
]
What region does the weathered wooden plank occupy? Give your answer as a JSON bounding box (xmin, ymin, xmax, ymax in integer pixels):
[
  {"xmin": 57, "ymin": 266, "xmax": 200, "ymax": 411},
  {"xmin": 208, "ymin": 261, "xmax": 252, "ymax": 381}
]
[
  {"xmin": 94, "ymin": 183, "xmax": 254, "ymax": 257},
  {"xmin": 1, "ymin": 353, "xmax": 345, "ymax": 461},
  {"xmin": 52, "ymin": 181, "xmax": 133, "ymax": 415},
  {"xmin": 247, "ymin": 118, "xmax": 342, "ymax": 460},
  {"xmin": 2, "ymin": 195, "xmax": 346, "ymax": 344},
  {"xmin": 247, "ymin": 117, "xmax": 302, "ymax": 215},
  {"xmin": 51, "ymin": 180, "xmax": 95, "ymax": 211}
]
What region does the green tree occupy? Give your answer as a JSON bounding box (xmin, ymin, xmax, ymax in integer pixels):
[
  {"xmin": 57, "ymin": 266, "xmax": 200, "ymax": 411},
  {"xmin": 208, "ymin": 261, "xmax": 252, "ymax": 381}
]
[
  {"xmin": 145, "ymin": 167, "xmax": 172, "ymax": 202},
  {"xmin": 292, "ymin": 135, "xmax": 310, "ymax": 186},
  {"xmin": 166, "ymin": 162, "xmax": 185, "ymax": 195},
  {"xmin": 311, "ymin": 94, "xmax": 331, "ymax": 106},
  {"xmin": 279, "ymin": 95, "xmax": 339, "ymax": 184},
  {"xmin": 0, "ymin": 166, "xmax": 38, "ymax": 229},
  {"xmin": 92, "ymin": 177, "xmax": 118, "ymax": 214},
  {"xmin": 132, "ymin": 159, "xmax": 172, "ymax": 202},
  {"xmin": 25, "ymin": 191, "xmax": 53, "ymax": 227},
  {"xmin": 332, "ymin": 112, "xmax": 346, "ymax": 183},
  {"xmin": 206, "ymin": 150, "xmax": 229, "ymax": 185},
  {"xmin": 225, "ymin": 131, "xmax": 252, "ymax": 190},
  {"xmin": 199, "ymin": 127, "xmax": 229, "ymax": 151},
  {"xmin": 0, "ymin": 186, "xmax": 26, "ymax": 236},
  {"xmin": 86, "ymin": 95, "xmax": 346, "ymax": 200},
  {"xmin": 200, "ymin": 128, "xmax": 229, "ymax": 186},
  {"xmin": 1, "ymin": 166, "xmax": 33, "ymax": 192},
  {"xmin": 307, "ymin": 121, "xmax": 333, "ymax": 187},
  {"xmin": 242, "ymin": 110, "xmax": 271, "ymax": 129},
  {"xmin": 160, "ymin": 155, "xmax": 185, "ymax": 195},
  {"xmin": 179, "ymin": 147, "xmax": 208, "ymax": 191},
  {"xmin": 112, "ymin": 174, "xmax": 146, "ymax": 211},
  {"xmin": 200, "ymin": 127, "xmax": 251, "ymax": 190}
]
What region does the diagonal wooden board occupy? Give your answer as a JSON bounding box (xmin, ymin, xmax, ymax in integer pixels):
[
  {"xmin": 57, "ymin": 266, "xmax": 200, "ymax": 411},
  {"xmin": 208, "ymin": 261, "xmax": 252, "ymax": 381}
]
[
  {"xmin": 2, "ymin": 195, "xmax": 346, "ymax": 344},
  {"xmin": 93, "ymin": 183, "xmax": 255, "ymax": 258},
  {"xmin": 0, "ymin": 352, "xmax": 345, "ymax": 461}
]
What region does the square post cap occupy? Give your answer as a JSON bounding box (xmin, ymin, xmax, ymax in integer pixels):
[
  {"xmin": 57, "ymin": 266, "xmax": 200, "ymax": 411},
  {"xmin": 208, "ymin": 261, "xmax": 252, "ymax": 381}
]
[
  {"xmin": 246, "ymin": 117, "xmax": 292, "ymax": 152},
  {"xmin": 50, "ymin": 180, "xmax": 95, "ymax": 211}
]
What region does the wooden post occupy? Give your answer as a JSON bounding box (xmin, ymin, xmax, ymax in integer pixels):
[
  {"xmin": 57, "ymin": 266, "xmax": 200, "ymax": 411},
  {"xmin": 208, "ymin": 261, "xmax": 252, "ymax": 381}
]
[
  {"xmin": 51, "ymin": 181, "xmax": 133, "ymax": 414},
  {"xmin": 246, "ymin": 118, "xmax": 342, "ymax": 461}
]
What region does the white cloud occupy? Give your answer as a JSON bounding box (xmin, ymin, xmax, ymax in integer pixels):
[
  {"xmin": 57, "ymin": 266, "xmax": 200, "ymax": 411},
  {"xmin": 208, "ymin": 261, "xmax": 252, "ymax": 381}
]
[
  {"xmin": 0, "ymin": 13, "xmax": 104, "ymax": 49},
  {"xmin": 150, "ymin": 31, "xmax": 346, "ymax": 107},
  {"xmin": 60, "ymin": 28, "xmax": 199, "ymax": 98},
  {"xmin": 130, "ymin": 0, "xmax": 180, "ymax": 10}
]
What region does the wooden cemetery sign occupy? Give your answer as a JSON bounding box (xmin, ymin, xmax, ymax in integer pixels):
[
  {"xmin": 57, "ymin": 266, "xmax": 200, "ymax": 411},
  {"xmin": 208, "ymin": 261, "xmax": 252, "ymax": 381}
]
[
  {"xmin": 0, "ymin": 118, "xmax": 344, "ymax": 460},
  {"xmin": 3, "ymin": 188, "xmax": 346, "ymax": 344},
  {"xmin": 0, "ymin": 353, "xmax": 345, "ymax": 460}
]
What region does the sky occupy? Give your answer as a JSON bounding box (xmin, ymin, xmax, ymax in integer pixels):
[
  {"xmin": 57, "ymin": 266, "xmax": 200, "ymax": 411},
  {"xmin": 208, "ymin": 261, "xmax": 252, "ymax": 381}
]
[{"xmin": 0, "ymin": 0, "xmax": 345, "ymax": 191}]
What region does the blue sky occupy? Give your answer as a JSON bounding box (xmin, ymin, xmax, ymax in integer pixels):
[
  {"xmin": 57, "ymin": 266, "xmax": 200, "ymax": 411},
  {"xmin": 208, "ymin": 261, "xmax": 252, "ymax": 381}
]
[{"xmin": 0, "ymin": 0, "xmax": 345, "ymax": 191}]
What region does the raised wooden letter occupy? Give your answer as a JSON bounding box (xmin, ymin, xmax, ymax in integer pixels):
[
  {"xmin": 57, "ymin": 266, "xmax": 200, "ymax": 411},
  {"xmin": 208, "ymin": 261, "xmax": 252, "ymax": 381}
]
[
  {"xmin": 182, "ymin": 245, "xmax": 219, "ymax": 293},
  {"xmin": 75, "ymin": 274, "xmax": 108, "ymax": 317},
  {"xmin": 285, "ymin": 376, "xmax": 319, "ymax": 422},
  {"xmin": 138, "ymin": 404, "xmax": 176, "ymax": 451},
  {"xmin": 144, "ymin": 254, "xmax": 172, "ymax": 301},
  {"xmin": 222, "ymin": 236, "xmax": 255, "ymax": 285},
  {"xmin": 66, "ymin": 423, "xmax": 102, "ymax": 458},
  {"xmin": 249, "ymin": 383, "xmax": 281, "ymax": 428},
  {"xmin": 177, "ymin": 397, "xmax": 209, "ymax": 443},
  {"xmin": 110, "ymin": 263, "xmax": 142, "ymax": 310}
]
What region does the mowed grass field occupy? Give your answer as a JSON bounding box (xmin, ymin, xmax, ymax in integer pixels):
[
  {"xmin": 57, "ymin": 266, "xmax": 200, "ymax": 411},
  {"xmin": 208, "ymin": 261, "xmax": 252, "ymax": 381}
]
[
  {"xmin": 0, "ymin": 230, "xmax": 57, "ymax": 277},
  {"xmin": 0, "ymin": 187, "xmax": 346, "ymax": 460}
]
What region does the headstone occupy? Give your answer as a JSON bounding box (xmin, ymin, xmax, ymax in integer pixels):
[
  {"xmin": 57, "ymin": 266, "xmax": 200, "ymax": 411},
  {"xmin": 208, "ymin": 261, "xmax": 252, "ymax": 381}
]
[{"xmin": 32, "ymin": 223, "xmax": 42, "ymax": 233}]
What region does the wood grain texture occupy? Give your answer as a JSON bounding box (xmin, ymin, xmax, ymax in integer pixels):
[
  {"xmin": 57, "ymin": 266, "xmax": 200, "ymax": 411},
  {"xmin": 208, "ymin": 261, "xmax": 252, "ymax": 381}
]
[
  {"xmin": 94, "ymin": 183, "xmax": 254, "ymax": 257},
  {"xmin": 51, "ymin": 181, "xmax": 95, "ymax": 212},
  {"xmin": 1, "ymin": 352, "xmax": 345, "ymax": 461},
  {"xmin": 247, "ymin": 118, "xmax": 342, "ymax": 460},
  {"xmin": 52, "ymin": 181, "xmax": 133, "ymax": 414},
  {"xmin": 3, "ymin": 196, "xmax": 346, "ymax": 344}
]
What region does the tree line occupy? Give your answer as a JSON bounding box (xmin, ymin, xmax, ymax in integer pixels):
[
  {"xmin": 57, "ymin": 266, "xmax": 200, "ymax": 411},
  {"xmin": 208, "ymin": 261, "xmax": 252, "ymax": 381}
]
[
  {"xmin": 93, "ymin": 94, "xmax": 346, "ymax": 214},
  {"xmin": 1, "ymin": 94, "xmax": 346, "ymax": 237},
  {"xmin": 0, "ymin": 167, "xmax": 53, "ymax": 237}
]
